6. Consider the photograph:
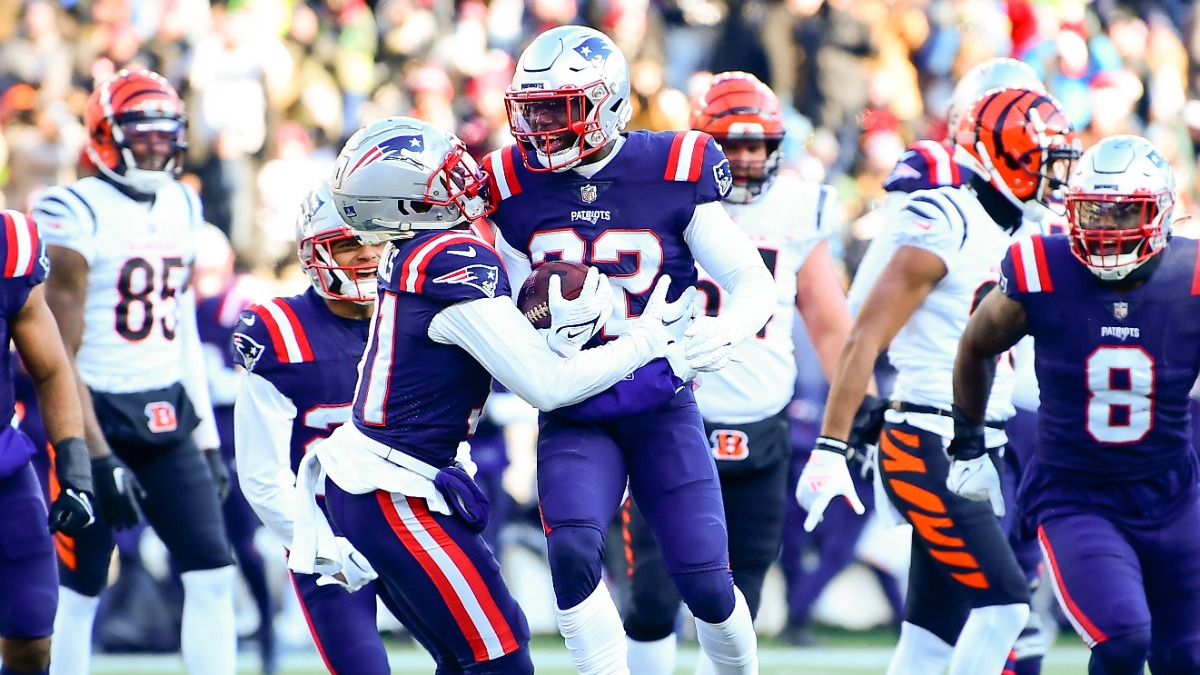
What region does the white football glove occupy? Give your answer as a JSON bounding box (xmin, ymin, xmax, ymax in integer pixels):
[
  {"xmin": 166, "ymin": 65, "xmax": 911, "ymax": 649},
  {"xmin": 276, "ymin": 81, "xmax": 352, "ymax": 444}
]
[
  {"xmin": 947, "ymin": 455, "xmax": 1005, "ymax": 517},
  {"xmin": 682, "ymin": 315, "xmax": 735, "ymax": 372},
  {"xmin": 795, "ymin": 438, "xmax": 866, "ymax": 532},
  {"xmin": 546, "ymin": 267, "xmax": 613, "ymax": 357},
  {"xmin": 314, "ymin": 536, "xmax": 379, "ymax": 593}
]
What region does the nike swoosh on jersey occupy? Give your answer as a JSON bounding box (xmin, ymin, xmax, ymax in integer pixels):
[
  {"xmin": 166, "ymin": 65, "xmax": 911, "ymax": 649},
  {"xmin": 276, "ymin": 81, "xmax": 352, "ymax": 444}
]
[
  {"xmin": 241, "ymin": 315, "xmax": 256, "ymax": 326},
  {"xmin": 447, "ymin": 246, "xmax": 478, "ymax": 258}
]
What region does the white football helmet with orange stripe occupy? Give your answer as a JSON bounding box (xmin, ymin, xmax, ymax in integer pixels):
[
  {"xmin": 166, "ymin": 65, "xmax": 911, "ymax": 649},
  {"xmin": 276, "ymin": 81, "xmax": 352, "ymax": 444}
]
[
  {"xmin": 1066, "ymin": 134, "xmax": 1176, "ymax": 282},
  {"xmin": 505, "ymin": 25, "xmax": 632, "ymax": 172},
  {"xmin": 329, "ymin": 116, "xmax": 491, "ymax": 245},
  {"xmin": 85, "ymin": 69, "xmax": 187, "ymax": 194},
  {"xmin": 297, "ymin": 184, "xmax": 378, "ymax": 304}
]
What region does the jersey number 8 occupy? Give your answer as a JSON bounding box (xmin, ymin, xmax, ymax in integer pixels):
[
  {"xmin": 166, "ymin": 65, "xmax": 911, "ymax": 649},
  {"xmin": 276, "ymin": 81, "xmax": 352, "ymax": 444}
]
[
  {"xmin": 116, "ymin": 256, "xmax": 187, "ymax": 342},
  {"xmin": 1086, "ymin": 346, "xmax": 1154, "ymax": 444}
]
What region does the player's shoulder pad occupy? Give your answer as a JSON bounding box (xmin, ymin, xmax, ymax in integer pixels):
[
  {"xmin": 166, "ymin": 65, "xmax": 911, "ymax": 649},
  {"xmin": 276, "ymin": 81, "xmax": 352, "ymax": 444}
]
[
  {"xmin": 387, "ymin": 231, "xmax": 511, "ymax": 303},
  {"xmin": 231, "ymin": 296, "xmax": 315, "ymax": 371},
  {"xmin": 1001, "ymin": 234, "xmax": 1057, "ymax": 296},
  {"xmin": 884, "ymin": 140, "xmax": 970, "ymax": 194},
  {"xmin": 482, "ymin": 145, "xmax": 525, "ymax": 204},
  {"xmin": 661, "ymin": 131, "xmax": 733, "ymax": 202},
  {"xmin": 29, "ymin": 183, "xmax": 98, "ymax": 241},
  {"xmin": 0, "ymin": 210, "xmax": 48, "ymax": 283},
  {"xmin": 899, "ymin": 187, "xmax": 969, "ymax": 237}
]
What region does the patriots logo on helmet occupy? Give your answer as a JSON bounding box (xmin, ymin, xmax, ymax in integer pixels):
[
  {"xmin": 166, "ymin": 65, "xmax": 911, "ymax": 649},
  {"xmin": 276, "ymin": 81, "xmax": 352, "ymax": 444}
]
[
  {"xmin": 574, "ymin": 37, "xmax": 613, "ymax": 67},
  {"xmin": 233, "ymin": 332, "xmax": 265, "ymax": 371},
  {"xmin": 433, "ymin": 264, "xmax": 499, "ymax": 298},
  {"xmin": 379, "ymin": 134, "xmax": 425, "ymax": 158}
]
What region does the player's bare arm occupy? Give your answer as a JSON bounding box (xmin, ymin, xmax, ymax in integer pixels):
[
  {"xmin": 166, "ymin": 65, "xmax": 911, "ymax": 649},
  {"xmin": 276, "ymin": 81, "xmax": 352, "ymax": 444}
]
[
  {"xmin": 11, "ymin": 284, "xmax": 85, "ymax": 445},
  {"xmin": 794, "ymin": 239, "xmax": 856, "ymax": 382},
  {"xmin": 953, "ymin": 288, "xmax": 1029, "ymax": 423},
  {"xmin": 45, "ymin": 245, "xmax": 114, "ymax": 460},
  {"xmin": 820, "ymin": 245, "xmax": 946, "ymax": 440}
]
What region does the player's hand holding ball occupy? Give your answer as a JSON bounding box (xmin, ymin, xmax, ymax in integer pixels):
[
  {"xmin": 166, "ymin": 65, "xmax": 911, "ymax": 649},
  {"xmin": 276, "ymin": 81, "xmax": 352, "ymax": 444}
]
[{"xmin": 545, "ymin": 265, "xmax": 612, "ymax": 357}]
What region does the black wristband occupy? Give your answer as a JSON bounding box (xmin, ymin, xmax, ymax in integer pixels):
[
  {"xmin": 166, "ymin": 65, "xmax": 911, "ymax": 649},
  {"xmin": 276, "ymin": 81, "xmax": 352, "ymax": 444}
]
[
  {"xmin": 815, "ymin": 435, "xmax": 854, "ymax": 461},
  {"xmin": 948, "ymin": 406, "xmax": 987, "ymax": 460},
  {"xmin": 54, "ymin": 437, "xmax": 94, "ymax": 494}
]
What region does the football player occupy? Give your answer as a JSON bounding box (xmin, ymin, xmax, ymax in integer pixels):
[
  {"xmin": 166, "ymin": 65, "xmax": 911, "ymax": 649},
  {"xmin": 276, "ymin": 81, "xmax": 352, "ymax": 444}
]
[
  {"xmin": 952, "ymin": 134, "xmax": 1200, "ymax": 674},
  {"xmin": 0, "ymin": 210, "xmax": 98, "ymax": 675},
  {"xmin": 796, "ymin": 87, "xmax": 1080, "ymax": 674},
  {"xmin": 485, "ymin": 25, "xmax": 775, "ymax": 674},
  {"xmin": 232, "ymin": 185, "xmax": 396, "ymax": 674},
  {"xmin": 845, "ymin": 56, "xmax": 1054, "ymax": 675},
  {"xmin": 31, "ymin": 69, "xmax": 237, "ymax": 675},
  {"xmin": 292, "ymin": 115, "xmax": 690, "ymax": 673},
  {"xmin": 620, "ymin": 72, "xmax": 857, "ymax": 673}
]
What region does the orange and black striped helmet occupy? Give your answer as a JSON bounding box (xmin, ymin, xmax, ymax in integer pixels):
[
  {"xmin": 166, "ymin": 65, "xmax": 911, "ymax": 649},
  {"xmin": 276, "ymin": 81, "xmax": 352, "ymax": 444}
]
[
  {"xmin": 690, "ymin": 72, "xmax": 784, "ymax": 203},
  {"xmin": 955, "ymin": 87, "xmax": 1079, "ymax": 213},
  {"xmin": 84, "ymin": 70, "xmax": 187, "ymax": 194}
]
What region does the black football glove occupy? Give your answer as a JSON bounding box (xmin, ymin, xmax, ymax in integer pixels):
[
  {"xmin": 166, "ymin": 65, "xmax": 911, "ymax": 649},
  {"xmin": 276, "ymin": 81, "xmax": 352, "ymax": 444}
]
[
  {"xmin": 846, "ymin": 394, "xmax": 887, "ymax": 479},
  {"xmin": 203, "ymin": 449, "xmax": 231, "ymax": 503},
  {"xmin": 49, "ymin": 437, "xmax": 96, "ymax": 537},
  {"xmin": 92, "ymin": 453, "xmax": 145, "ymax": 530}
]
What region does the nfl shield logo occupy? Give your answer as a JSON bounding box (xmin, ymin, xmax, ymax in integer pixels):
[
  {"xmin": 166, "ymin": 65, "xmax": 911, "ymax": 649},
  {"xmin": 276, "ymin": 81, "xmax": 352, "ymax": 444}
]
[
  {"xmin": 1113, "ymin": 302, "xmax": 1128, "ymax": 320},
  {"xmin": 581, "ymin": 184, "xmax": 598, "ymax": 203}
]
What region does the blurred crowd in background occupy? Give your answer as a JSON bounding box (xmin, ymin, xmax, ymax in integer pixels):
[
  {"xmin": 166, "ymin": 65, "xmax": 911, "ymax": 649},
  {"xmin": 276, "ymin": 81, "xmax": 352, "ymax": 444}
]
[{"xmin": 0, "ymin": 0, "xmax": 1195, "ymax": 653}]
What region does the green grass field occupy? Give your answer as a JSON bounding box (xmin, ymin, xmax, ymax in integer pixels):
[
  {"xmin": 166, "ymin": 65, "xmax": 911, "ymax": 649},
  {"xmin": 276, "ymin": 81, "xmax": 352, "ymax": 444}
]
[{"xmin": 87, "ymin": 629, "xmax": 1108, "ymax": 674}]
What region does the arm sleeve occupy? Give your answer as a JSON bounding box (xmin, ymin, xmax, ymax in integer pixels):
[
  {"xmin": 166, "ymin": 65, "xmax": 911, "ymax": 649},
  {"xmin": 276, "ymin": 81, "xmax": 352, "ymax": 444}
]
[
  {"xmin": 684, "ymin": 201, "xmax": 775, "ymax": 344},
  {"xmin": 494, "ymin": 229, "xmax": 532, "ymax": 300},
  {"xmin": 233, "ymin": 371, "xmax": 300, "ymax": 544},
  {"xmin": 178, "ymin": 285, "xmax": 221, "ymax": 450},
  {"xmin": 427, "ymin": 295, "xmax": 661, "ymax": 411}
]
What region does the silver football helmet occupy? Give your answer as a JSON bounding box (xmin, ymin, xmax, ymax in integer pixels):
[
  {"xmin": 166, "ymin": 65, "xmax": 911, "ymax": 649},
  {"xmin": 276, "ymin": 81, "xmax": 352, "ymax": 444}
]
[
  {"xmin": 505, "ymin": 25, "xmax": 632, "ymax": 172},
  {"xmin": 948, "ymin": 58, "xmax": 1044, "ymax": 140},
  {"xmin": 1065, "ymin": 134, "xmax": 1175, "ymax": 282},
  {"xmin": 297, "ymin": 183, "xmax": 378, "ymax": 304},
  {"xmin": 328, "ymin": 116, "xmax": 491, "ymax": 245}
]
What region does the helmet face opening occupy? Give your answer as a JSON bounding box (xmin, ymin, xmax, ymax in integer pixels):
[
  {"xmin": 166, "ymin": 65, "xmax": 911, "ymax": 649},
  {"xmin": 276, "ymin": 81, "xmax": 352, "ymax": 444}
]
[
  {"xmin": 505, "ymin": 84, "xmax": 607, "ymax": 171},
  {"xmin": 299, "ymin": 229, "xmax": 380, "ymax": 304},
  {"xmin": 114, "ymin": 117, "xmax": 186, "ymax": 172}
]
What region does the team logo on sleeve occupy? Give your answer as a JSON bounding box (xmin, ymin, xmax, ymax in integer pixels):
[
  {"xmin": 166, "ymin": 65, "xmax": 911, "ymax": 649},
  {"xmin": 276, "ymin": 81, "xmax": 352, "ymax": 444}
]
[
  {"xmin": 232, "ymin": 332, "xmax": 265, "ymax": 371},
  {"xmin": 713, "ymin": 159, "xmax": 733, "ymax": 199},
  {"xmin": 433, "ymin": 264, "xmax": 499, "ymax": 297}
]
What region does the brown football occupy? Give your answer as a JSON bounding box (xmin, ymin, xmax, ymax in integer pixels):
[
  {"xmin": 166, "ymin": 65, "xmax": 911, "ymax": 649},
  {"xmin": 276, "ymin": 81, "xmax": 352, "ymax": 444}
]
[{"xmin": 516, "ymin": 260, "xmax": 590, "ymax": 329}]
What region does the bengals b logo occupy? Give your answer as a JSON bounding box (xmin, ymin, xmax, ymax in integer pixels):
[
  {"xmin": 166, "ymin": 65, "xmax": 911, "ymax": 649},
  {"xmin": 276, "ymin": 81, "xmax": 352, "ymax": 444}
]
[
  {"xmin": 710, "ymin": 429, "xmax": 749, "ymax": 461},
  {"xmin": 145, "ymin": 401, "xmax": 178, "ymax": 433}
]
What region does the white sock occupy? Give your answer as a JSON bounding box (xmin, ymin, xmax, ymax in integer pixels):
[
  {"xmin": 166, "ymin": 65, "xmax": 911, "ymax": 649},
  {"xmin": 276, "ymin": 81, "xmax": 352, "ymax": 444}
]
[
  {"xmin": 948, "ymin": 603, "xmax": 1030, "ymax": 675},
  {"xmin": 627, "ymin": 634, "xmax": 677, "ymax": 675},
  {"xmin": 556, "ymin": 584, "xmax": 629, "ymax": 675},
  {"xmin": 180, "ymin": 566, "xmax": 237, "ymax": 674},
  {"xmin": 692, "ymin": 586, "xmax": 757, "ymax": 675},
  {"xmin": 887, "ymin": 621, "xmax": 954, "ymax": 675},
  {"xmin": 50, "ymin": 587, "xmax": 99, "ymax": 675}
]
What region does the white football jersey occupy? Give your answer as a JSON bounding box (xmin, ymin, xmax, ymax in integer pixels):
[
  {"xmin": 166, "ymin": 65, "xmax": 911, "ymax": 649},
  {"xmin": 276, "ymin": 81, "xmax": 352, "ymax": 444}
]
[
  {"xmin": 694, "ymin": 174, "xmax": 840, "ymax": 424},
  {"xmin": 871, "ymin": 185, "xmax": 1018, "ymax": 442},
  {"xmin": 32, "ymin": 177, "xmax": 202, "ymax": 393}
]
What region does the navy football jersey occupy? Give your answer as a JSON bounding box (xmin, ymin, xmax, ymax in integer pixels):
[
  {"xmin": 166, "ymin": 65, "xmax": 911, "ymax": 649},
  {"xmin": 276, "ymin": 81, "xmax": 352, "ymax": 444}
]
[
  {"xmin": 231, "ymin": 287, "xmax": 370, "ymax": 473},
  {"xmin": 0, "ymin": 212, "xmax": 48, "ymax": 474},
  {"xmin": 352, "ymin": 230, "xmax": 512, "ymax": 467},
  {"xmin": 485, "ymin": 130, "xmax": 731, "ymax": 335},
  {"xmin": 1002, "ymin": 235, "xmax": 1200, "ymax": 481}
]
